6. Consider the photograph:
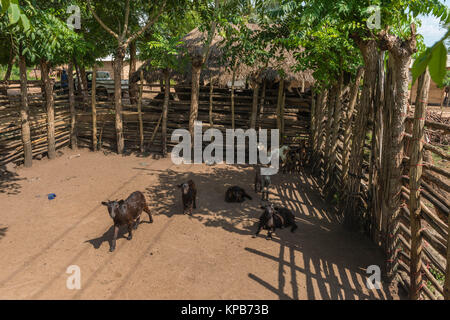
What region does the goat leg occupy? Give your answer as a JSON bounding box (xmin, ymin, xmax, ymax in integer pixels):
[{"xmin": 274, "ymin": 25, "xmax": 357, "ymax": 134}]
[
  {"xmin": 110, "ymin": 225, "xmax": 119, "ymax": 252},
  {"xmin": 144, "ymin": 206, "xmax": 153, "ymax": 223},
  {"xmin": 127, "ymin": 224, "xmax": 133, "ymax": 240}
]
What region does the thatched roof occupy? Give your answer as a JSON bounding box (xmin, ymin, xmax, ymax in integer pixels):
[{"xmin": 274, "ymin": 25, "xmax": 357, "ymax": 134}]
[{"xmin": 132, "ymin": 24, "xmax": 315, "ymax": 89}]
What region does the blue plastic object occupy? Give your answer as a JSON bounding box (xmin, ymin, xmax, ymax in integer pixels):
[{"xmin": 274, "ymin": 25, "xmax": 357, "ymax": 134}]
[{"xmin": 48, "ymin": 193, "xmax": 56, "ymax": 200}]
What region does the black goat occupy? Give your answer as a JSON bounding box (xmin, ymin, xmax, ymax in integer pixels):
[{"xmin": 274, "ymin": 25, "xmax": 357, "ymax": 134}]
[
  {"xmin": 178, "ymin": 180, "xmax": 197, "ymax": 215},
  {"xmin": 254, "ymin": 165, "xmax": 271, "ymax": 201},
  {"xmin": 225, "ymin": 186, "xmax": 252, "ymax": 203},
  {"xmin": 101, "ymin": 191, "xmax": 153, "ymax": 252},
  {"xmin": 254, "ymin": 204, "xmax": 297, "ymax": 240}
]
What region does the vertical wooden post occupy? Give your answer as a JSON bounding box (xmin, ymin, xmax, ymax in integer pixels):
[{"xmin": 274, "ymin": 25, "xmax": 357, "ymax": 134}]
[
  {"xmin": 19, "ymin": 53, "xmax": 32, "ymax": 167},
  {"xmin": 138, "ymin": 70, "xmax": 144, "ymax": 153},
  {"xmin": 445, "ymin": 206, "xmax": 450, "ymax": 300},
  {"xmin": 409, "ymin": 69, "xmax": 431, "ymax": 300},
  {"xmin": 342, "ymin": 67, "xmax": 364, "ymax": 187},
  {"xmin": 231, "ymin": 69, "xmax": 236, "ymax": 130},
  {"xmin": 309, "ymin": 91, "xmax": 316, "ymax": 148},
  {"xmin": 162, "ymin": 69, "xmax": 170, "ymax": 157},
  {"xmin": 209, "ymin": 78, "xmax": 214, "ymax": 127},
  {"xmin": 276, "ymin": 79, "xmax": 285, "ymax": 145},
  {"xmin": 40, "ymin": 60, "xmax": 56, "ymax": 159},
  {"xmin": 280, "ymin": 90, "xmax": 286, "ymax": 145},
  {"xmin": 328, "ymin": 71, "xmax": 344, "ymax": 183},
  {"xmin": 258, "ymin": 79, "xmax": 267, "ymax": 130},
  {"xmin": 91, "ymin": 65, "xmax": 97, "ymax": 151},
  {"xmin": 68, "ymin": 62, "xmax": 77, "ymax": 150},
  {"xmin": 250, "ymin": 81, "xmax": 260, "ymax": 129}
]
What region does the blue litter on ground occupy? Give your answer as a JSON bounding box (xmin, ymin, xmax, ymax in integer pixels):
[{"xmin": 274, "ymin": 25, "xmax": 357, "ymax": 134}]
[{"xmin": 48, "ymin": 193, "xmax": 56, "ymax": 200}]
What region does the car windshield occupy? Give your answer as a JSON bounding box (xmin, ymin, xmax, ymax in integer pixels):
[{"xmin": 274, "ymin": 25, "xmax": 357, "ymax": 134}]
[{"xmin": 97, "ymin": 72, "xmax": 110, "ymax": 79}]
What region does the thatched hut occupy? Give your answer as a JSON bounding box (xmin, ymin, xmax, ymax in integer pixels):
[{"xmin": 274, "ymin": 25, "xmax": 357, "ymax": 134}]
[{"xmin": 131, "ymin": 24, "xmax": 314, "ymax": 92}]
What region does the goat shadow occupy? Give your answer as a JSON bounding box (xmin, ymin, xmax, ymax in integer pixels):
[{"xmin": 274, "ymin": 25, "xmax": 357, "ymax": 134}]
[
  {"xmin": 0, "ymin": 227, "xmax": 8, "ymax": 241},
  {"xmin": 85, "ymin": 220, "xmax": 153, "ymax": 250}
]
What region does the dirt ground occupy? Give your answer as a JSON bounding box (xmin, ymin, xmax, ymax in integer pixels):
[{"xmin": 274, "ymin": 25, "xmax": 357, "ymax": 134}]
[{"xmin": 0, "ymin": 148, "xmax": 402, "ymax": 300}]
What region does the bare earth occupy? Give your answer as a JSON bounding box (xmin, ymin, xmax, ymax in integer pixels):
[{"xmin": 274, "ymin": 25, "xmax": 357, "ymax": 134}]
[{"xmin": 0, "ymin": 148, "xmax": 401, "ymax": 299}]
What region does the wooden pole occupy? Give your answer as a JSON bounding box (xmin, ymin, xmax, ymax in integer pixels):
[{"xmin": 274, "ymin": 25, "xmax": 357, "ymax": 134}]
[
  {"xmin": 342, "ymin": 67, "xmax": 364, "ymax": 187},
  {"xmin": 250, "ymin": 80, "xmax": 260, "ymax": 129},
  {"xmin": 445, "ymin": 206, "xmax": 450, "ymax": 300},
  {"xmin": 40, "ymin": 60, "xmax": 56, "ymax": 159},
  {"xmin": 138, "ymin": 69, "xmax": 144, "ymax": 152},
  {"xmin": 409, "ymin": 69, "xmax": 430, "ymax": 300},
  {"xmin": 68, "ymin": 62, "xmax": 77, "ymax": 150},
  {"xmin": 276, "ymin": 79, "xmax": 285, "ymax": 145},
  {"xmin": 19, "ymin": 53, "xmax": 32, "ymax": 168},
  {"xmin": 162, "ymin": 69, "xmax": 170, "ymax": 157},
  {"xmin": 231, "ymin": 69, "xmax": 236, "ymax": 130},
  {"xmin": 258, "ymin": 79, "xmax": 266, "ymax": 130},
  {"xmin": 91, "ymin": 65, "xmax": 97, "ymax": 151},
  {"xmin": 209, "ymin": 77, "xmax": 214, "ymax": 127},
  {"xmin": 309, "ymin": 90, "xmax": 316, "ymax": 148}
]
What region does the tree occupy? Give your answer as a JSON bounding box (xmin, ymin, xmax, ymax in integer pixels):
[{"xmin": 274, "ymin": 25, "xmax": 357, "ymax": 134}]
[{"xmin": 87, "ymin": 0, "xmax": 166, "ymax": 154}]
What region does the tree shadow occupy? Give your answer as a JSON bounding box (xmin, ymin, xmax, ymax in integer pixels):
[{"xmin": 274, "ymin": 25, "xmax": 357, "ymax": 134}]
[{"xmin": 0, "ymin": 165, "xmax": 24, "ymax": 195}]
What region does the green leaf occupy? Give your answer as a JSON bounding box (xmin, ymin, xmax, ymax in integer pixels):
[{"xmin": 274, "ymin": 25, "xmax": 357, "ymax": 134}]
[
  {"xmin": 19, "ymin": 14, "xmax": 30, "ymax": 31},
  {"xmin": 7, "ymin": 0, "xmax": 19, "ymax": 25},
  {"xmin": 428, "ymin": 42, "xmax": 447, "ymax": 87},
  {"xmin": 1, "ymin": 0, "xmax": 10, "ymax": 14},
  {"xmin": 411, "ymin": 48, "xmax": 432, "ymax": 85}
]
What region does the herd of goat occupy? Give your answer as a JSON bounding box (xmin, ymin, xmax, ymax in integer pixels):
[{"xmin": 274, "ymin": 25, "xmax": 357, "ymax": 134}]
[{"xmin": 101, "ymin": 143, "xmax": 309, "ymax": 252}]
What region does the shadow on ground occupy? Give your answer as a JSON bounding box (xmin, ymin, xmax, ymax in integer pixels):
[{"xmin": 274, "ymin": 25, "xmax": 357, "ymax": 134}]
[{"xmin": 139, "ymin": 164, "xmax": 396, "ymax": 300}]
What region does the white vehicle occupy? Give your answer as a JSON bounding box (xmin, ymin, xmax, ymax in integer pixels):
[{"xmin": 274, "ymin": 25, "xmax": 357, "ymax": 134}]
[{"xmin": 74, "ymin": 71, "xmax": 129, "ymax": 97}]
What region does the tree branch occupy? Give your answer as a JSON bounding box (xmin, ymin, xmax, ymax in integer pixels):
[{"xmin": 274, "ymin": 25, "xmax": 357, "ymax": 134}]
[
  {"xmin": 87, "ymin": 0, "xmax": 119, "ymax": 40},
  {"xmin": 125, "ymin": 1, "xmax": 166, "ymax": 47},
  {"xmin": 122, "ymin": 0, "xmax": 131, "ymax": 40}
]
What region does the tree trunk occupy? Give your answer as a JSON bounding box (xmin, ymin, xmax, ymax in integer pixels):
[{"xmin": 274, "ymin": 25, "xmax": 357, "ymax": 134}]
[
  {"xmin": 40, "ymin": 60, "xmax": 56, "ymax": 160},
  {"xmin": 19, "ymin": 53, "xmax": 32, "ymax": 168},
  {"xmin": 3, "ymin": 54, "xmax": 15, "ymax": 81},
  {"xmin": 79, "ymin": 64, "xmax": 89, "ymax": 111},
  {"xmin": 189, "ymin": 64, "xmax": 202, "ymax": 139},
  {"xmin": 114, "ymin": 47, "xmax": 125, "ymax": 154},
  {"xmin": 91, "ymin": 65, "xmax": 97, "ymax": 151},
  {"xmin": 379, "ymin": 25, "xmax": 417, "ymax": 279},
  {"xmin": 162, "ymin": 69, "xmax": 170, "ymax": 157},
  {"xmin": 409, "ymin": 69, "xmax": 430, "ymax": 300},
  {"xmin": 250, "ymin": 81, "xmax": 260, "ymax": 129},
  {"xmin": 68, "ymin": 62, "xmax": 77, "ymax": 150},
  {"xmin": 73, "ymin": 58, "xmax": 82, "ymax": 96},
  {"xmin": 129, "ymin": 41, "xmax": 138, "ymax": 104},
  {"xmin": 342, "ymin": 67, "xmax": 364, "ymax": 187}
]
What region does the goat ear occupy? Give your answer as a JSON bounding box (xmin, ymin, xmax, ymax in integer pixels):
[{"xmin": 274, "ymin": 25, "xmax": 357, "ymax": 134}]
[{"xmin": 101, "ymin": 201, "xmax": 109, "ymax": 206}]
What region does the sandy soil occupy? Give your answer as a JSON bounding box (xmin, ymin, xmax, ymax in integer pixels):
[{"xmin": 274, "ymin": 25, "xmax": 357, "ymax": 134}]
[{"xmin": 0, "ymin": 148, "xmax": 402, "ymax": 299}]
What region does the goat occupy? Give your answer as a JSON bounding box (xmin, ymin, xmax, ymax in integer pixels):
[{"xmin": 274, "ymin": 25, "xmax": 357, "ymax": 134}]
[
  {"xmin": 178, "ymin": 179, "xmax": 197, "ymax": 215},
  {"xmin": 101, "ymin": 191, "xmax": 153, "ymax": 252},
  {"xmin": 254, "ymin": 203, "xmax": 297, "ymax": 240},
  {"xmin": 225, "ymin": 186, "xmax": 252, "ymax": 203},
  {"xmin": 254, "ymin": 164, "xmax": 271, "ymax": 201}
]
